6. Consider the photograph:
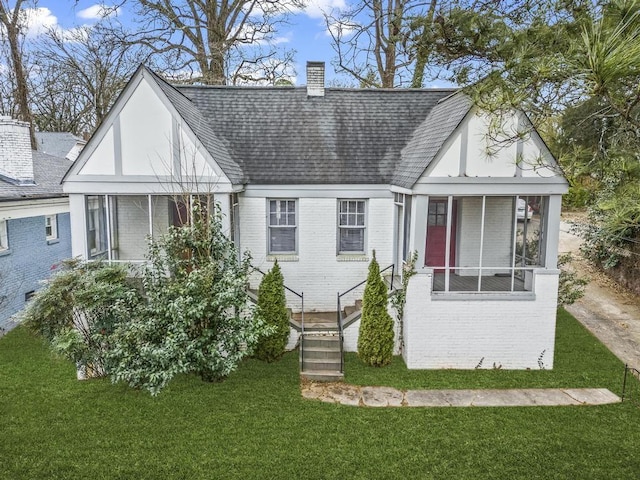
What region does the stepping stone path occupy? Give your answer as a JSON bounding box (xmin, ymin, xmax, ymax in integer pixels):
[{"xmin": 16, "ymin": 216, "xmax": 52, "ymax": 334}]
[{"xmin": 301, "ymin": 382, "xmax": 621, "ymax": 407}]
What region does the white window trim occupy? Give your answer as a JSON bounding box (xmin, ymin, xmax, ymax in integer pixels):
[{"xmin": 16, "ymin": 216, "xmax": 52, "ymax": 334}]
[
  {"xmin": 45, "ymin": 214, "xmax": 58, "ymax": 241},
  {"xmin": 0, "ymin": 219, "xmax": 8, "ymax": 251},
  {"xmin": 267, "ymin": 198, "xmax": 297, "ymax": 254},
  {"xmin": 337, "ymin": 199, "xmax": 367, "ymax": 254}
]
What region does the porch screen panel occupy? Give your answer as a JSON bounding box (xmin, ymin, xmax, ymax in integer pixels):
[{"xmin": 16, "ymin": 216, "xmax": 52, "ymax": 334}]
[
  {"xmin": 269, "ymin": 199, "xmax": 296, "ymax": 253},
  {"xmin": 403, "ymin": 196, "xmax": 412, "ymax": 261},
  {"xmin": 338, "ymin": 200, "xmax": 366, "ymax": 253},
  {"xmin": 151, "ymin": 196, "xmax": 172, "ymax": 239},
  {"xmin": 86, "ymin": 195, "xmax": 108, "ymax": 260},
  {"xmin": 113, "ymin": 196, "xmax": 150, "ymax": 261}
]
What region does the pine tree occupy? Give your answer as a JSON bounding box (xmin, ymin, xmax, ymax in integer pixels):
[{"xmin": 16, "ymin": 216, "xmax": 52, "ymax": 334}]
[
  {"xmin": 357, "ymin": 252, "xmax": 394, "ymax": 366},
  {"xmin": 255, "ymin": 261, "xmax": 290, "ymax": 362}
]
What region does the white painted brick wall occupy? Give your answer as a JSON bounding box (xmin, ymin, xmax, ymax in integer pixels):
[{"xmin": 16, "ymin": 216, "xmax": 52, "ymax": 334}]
[
  {"xmin": 457, "ymin": 197, "xmax": 512, "ymax": 275},
  {"xmin": 240, "ymin": 196, "xmax": 394, "ymax": 312},
  {"xmin": 115, "ymin": 196, "xmax": 151, "ymax": 260},
  {"xmin": 0, "ymin": 117, "xmax": 33, "ymax": 183},
  {"xmin": 403, "ymin": 270, "xmax": 559, "ymax": 369}
]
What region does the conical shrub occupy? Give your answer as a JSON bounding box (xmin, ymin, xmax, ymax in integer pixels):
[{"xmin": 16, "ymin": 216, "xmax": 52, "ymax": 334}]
[
  {"xmin": 254, "ymin": 261, "xmax": 290, "ymax": 362},
  {"xmin": 357, "ymin": 251, "xmax": 394, "ymax": 366}
]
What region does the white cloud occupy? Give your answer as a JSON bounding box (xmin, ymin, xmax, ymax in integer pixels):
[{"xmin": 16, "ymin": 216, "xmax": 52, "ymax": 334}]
[
  {"xmin": 77, "ymin": 4, "xmax": 120, "ymax": 20},
  {"xmin": 21, "ymin": 7, "xmax": 58, "ymax": 37},
  {"xmin": 304, "ymin": 0, "xmax": 347, "ymax": 19},
  {"xmin": 325, "ymin": 18, "xmax": 358, "ymax": 38}
]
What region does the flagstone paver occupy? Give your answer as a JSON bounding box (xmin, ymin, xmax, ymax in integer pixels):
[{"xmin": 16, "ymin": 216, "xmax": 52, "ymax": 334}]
[{"xmin": 301, "ymin": 382, "xmax": 621, "ymax": 408}]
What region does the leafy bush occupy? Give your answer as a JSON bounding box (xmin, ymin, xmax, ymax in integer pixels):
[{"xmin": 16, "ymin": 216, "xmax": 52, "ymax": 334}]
[
  {"xmin": 22, "ymin": 259, "xmax": 140, "ymax": 375},
  {"xmin": 557, "ymin": 253, "xmax": 588, "ymax": 306},
  {"xmin": 254, "ymin": 261, "xmax": 289, "ymax": 362},
  {"xmin": 357, "ymin": 252, "xmax": 394, "ymax": 367},
  {"xmin": 107, "ymin": 203, "xmax": 268, "ymax": 395}
]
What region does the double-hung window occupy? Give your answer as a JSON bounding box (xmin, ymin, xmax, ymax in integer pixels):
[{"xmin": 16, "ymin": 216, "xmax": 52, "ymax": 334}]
[
  {"xmin": 338, "ymin": 199, "xmax": 366, "ymax": 253},
  {"xmin": 0, "ymin": 219, "xmax": 8, "ymax": 251},
  {"xmin": 268, "ymin": 199, "xmax": 296, "ymax": 254},
  {"xmin": 45, "ymin": 214, "xmax": 58, "ymax": 241}
]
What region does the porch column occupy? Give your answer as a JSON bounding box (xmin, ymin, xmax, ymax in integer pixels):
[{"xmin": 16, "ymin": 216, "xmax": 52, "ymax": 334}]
[
  {"xmin": 69, "ymin": 194, "xmax": 87, "ymax": 259},
  {"xmin": 543, "ymin": 195, "xmax": 562, "ymax": 269},
  {"xmin": 409, "ymin": 195, "xmax": 428, "ymax": 267},
  {"xmin": 216, "ymin": 193, "xmax": 231, "ymax": 237}
]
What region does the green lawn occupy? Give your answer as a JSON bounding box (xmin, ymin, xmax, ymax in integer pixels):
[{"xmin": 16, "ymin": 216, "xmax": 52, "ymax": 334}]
[{"xmin": 1, "ymin": 309, "xmax": 639, "ymax": 479}]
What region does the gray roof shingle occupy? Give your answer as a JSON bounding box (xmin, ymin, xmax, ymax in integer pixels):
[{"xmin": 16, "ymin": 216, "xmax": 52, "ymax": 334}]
[
  {"xmin": 393, "ymin": 92, "xmax": 472, "ymax": 189},
  {"xmin": 0, "ymin": 151, "xmax": 70, "ymax": 201},
  {"xmin": 145, "ymin": 68, "xmax": 467, "ymax": 187},
  {"xmin": 35, "ymin": 132, "xmax": 82, "ymax": 159},
  {"xmin": 173, "ymin": 82, "xmax": 457, "ymax": 185}
]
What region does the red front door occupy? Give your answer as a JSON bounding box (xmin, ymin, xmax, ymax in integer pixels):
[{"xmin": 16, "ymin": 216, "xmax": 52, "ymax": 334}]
[{"xmin": 425, "ymin": 199, "xmax": 456, "ymax": 271}]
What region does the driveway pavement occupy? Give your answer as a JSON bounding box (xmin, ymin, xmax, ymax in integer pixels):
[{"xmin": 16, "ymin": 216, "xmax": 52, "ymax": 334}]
[{"xmin": 559, "ymin": 220, "xmax": 640, "ymax": 369}]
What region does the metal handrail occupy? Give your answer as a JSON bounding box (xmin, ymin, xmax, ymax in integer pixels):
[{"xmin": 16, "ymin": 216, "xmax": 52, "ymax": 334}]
[
  {"xmin": 337, "ymin": 264, "xmax": 396, "ymax": 301},
  {"xmin": 622, "ymin": 364, "xmax": 640, "ymax": 402},
  {"xmin": 337, "ymin": 293, "xmax": 344, "ymax": 373}
]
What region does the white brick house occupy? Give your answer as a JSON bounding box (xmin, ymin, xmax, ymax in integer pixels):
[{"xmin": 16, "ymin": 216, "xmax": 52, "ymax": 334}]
[{"xmin": 62, "ymin": 63, "xmax": 568, "ymax": 372}]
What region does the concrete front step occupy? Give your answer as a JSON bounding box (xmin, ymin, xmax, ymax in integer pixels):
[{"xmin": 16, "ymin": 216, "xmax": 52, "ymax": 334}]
[
  {"xmin": 301, "ymin": 370, "xmax": 345, "ymax": 382},
  {"xmin": 302, "ymin": 357, "xmax": 342, "ymax": 371},
  {"xmin": 304, "ymin": 346, "xmax": 342, "ymax": 360},
  {"xmin": 303, "ymin": 334, "xmax": 341, "ymax": 350}
]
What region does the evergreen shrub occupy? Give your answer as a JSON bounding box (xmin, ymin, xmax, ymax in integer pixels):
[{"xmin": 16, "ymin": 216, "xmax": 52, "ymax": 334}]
[{"xmin": 357, "ymin": 251, "xmax": 394, "ymax": 367}]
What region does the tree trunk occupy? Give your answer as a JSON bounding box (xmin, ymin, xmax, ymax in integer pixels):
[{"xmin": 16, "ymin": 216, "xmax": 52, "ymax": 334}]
[{"xmin": 1, "ymin": 2, "xmax": 36, "ymax": 149}]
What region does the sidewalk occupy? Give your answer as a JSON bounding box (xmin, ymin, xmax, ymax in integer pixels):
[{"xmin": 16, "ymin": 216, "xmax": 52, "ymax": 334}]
[{"xmin": 302, "ymin": 382, "xmax": 621, "ymax": 407}]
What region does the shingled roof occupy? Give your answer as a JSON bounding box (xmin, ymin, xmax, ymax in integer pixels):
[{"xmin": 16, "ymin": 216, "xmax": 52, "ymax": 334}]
[
  {"xmin": 393, "ymin": 92, "xmax": 472, "ymax": 189},
  {"xmin": 0, "ymin": 151, "xmax": 70, "ymax": 201},
  {"xmin": 145, "ymin": 68, "xmax": 469, "ymax": 187}
]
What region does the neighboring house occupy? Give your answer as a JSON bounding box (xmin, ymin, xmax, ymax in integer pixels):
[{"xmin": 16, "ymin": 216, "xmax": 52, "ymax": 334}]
[
  {"xmin": 62, "ymin": 63, "xmax": 568, "ymax": 375},
  {"xmin": 35, "ymin": 132, "xmax": 86, "ymax": 162},
  {"xmin": 0, "ymin": 118, "xmax": 74, "ymax": 332}
]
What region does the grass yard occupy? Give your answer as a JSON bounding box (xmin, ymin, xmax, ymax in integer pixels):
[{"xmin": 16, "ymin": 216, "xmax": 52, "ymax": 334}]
[{"xmin": 1, "ymin": 309, "xmax": 639, "ymax": 479}]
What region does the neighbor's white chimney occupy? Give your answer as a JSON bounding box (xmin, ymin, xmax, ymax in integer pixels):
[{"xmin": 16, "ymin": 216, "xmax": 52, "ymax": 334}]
[
  {"xmin": 306, "ymin": 61, "xmax": 325, "ymax": 97},
  {"xmin": 0, "ymin": 116, "xmax": 34, "ymax": 184}
]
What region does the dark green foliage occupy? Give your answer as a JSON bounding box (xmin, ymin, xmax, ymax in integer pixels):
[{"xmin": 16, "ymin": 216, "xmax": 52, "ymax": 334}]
[
  {"xmin": 22, "ymin": 258, "xmax": 140, "ymax": 373},
  {"xmin": 107, "ymin": 202, "xmax": 268, "ymax": 395},
  {"xmin": 557, "ymin": 253, "xmax": 588, "ymax": 306},
  {"xmin": 254, "ymin": 261, "xmax": 289, "ymax": 362},
  {"xmin": 357, "ymin": 252, "xmax": 394, "ymax": 367}
]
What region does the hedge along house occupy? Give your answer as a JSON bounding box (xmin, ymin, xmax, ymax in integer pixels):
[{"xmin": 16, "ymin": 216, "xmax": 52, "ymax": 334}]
[
  {"xmin": 62, "ymin": 63, "xmax": 568, "ymax": 372},
  {"xmin": 0, "ymin": 118, "xmax": 76, "ymax": 332}
]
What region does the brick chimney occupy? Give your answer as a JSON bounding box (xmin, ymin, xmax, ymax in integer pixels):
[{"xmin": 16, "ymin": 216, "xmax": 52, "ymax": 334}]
[
  {"xmin": 306, "ymin": 61, "xmax": 325, "ymax": 97},
  {"xmin": 0, "ymin": 116, "xmax": 34, "ymax": 185}
]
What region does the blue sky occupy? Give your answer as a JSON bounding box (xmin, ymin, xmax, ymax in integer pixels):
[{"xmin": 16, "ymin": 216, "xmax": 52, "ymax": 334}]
[{"xmin": 27, "ymin": 1, "xmax": 349, "ymax": 85}]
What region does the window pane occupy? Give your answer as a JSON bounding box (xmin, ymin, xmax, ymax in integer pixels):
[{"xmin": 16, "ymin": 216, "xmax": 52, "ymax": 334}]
[
  {"xmin": 0, "ymin": 220, "xmax": 7, "ymax": 250},
  {"xmin": 270, "ymin": 227, "xmax": 295, "ymax": 252},
  {"xmin": 270, "ymin": 201, "xmax": 277, "ymax": 214},
  {"xmin": 340, "ymin": 228, "xmax": 364, "ymax": 252},
  {"xmin": 357, "ymin": 201, "xmax": 364, "ymax": 213},
  {"xmin": 356, "ymin": 213, "xmax": 365, "ymax": 226},
  {"xmin": 287, "ymin": 212, "xmax": 295, "ymax": 225}
]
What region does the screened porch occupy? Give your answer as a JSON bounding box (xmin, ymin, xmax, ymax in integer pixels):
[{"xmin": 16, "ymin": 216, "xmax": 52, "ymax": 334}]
[
  {"xmin": 84, "ymin": 193, "xmax": 239, "ymax": 262},
  {"xmin": 422, "ymin": 195, "xmax": 550, "ymax": 294}
]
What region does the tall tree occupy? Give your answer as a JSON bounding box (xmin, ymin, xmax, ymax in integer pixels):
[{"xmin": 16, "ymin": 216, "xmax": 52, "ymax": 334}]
[
  {"xmin": 31, "ymin": 25, "xmax": 149, "ymax": 134},
  {"xmin": 0, "ymin": 0, "xmax": 36, "ymax": 148},
  {"xmin": 120, "ymin": 0, "xmax": 303, "ymax": 85},
  {"xmin": 326, "ymin": 0, "xmax": 433, "ymax": 88}
]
